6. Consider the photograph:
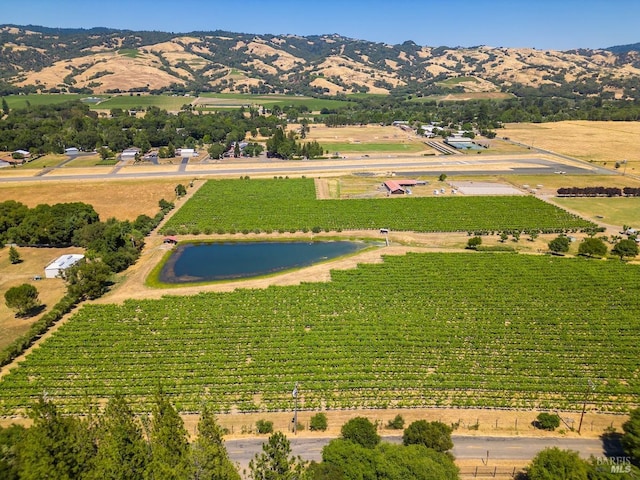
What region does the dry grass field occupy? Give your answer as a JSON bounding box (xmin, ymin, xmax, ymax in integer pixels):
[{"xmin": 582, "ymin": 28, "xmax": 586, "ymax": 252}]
[
  {"xmin": 0, "ymin": 246, "xmax": 77, "ymax": 350},
  {"xmin": 504, "ymin": 121, "xmax": 640, "ymax": 171},
  {"xmin": 0, "ymin": 179, "xmax": 179, "ymax": 222}
]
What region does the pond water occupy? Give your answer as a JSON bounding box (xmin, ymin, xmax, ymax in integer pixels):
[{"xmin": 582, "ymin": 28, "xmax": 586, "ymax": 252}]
[{"xmin": 159, "ymin": 241, "xmax": 369, "ymax": 284}]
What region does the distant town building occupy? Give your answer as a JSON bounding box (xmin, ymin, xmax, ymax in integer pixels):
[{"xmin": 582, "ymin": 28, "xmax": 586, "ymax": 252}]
[{"xmin": 121, "ymin": 147, "xmax": 141, "ymax": 160}]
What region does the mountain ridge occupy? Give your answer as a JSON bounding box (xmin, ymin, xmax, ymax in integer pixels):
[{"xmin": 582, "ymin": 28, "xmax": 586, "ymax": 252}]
[{"xmin": 1, "ymin": 24, "xmax": 640, "ymax": 98}]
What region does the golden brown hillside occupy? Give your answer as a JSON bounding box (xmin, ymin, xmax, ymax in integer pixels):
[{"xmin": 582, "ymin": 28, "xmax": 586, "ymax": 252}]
[{"xmin": 3, "ymin": 25, "xmax": 640, "ymax": 96}]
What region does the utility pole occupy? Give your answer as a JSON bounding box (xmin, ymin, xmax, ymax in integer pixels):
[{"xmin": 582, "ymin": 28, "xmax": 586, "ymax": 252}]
[
  {"xmin": 292, "ymin": 382, "xmax": 299, "ymax": 434},
  {"xmin": 578, "ymin": 379, "xmax": 595, "ymax": 434}
]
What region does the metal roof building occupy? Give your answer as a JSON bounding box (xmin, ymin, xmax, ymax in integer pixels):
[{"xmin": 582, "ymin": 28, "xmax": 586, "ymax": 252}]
[{"xmin": 44, "ymin": 254, "xmax": 85, "ymax": 279}]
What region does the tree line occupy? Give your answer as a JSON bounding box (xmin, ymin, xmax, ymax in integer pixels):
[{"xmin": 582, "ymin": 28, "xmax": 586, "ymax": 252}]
[
  {"xmin": 0, "ymin": 101, "xmax": 285, "ymax": 157},
  {"xmin": 0, "ymin": 395, "xmax": 460, "ymax": 480},
  {"xmin": 0, "ymin": 199, "xmax": 168, "ymax": 273},
  {"xmin": 317, "ymin": 94, "xmax": 640, "ymax": 129},
  {"xmin": 557, "ymin": 187, "xmax": 640, "ymax": 197},
  {"xmin": 3, "ymin": 397, "xmax": 640, "ymax": 479}
]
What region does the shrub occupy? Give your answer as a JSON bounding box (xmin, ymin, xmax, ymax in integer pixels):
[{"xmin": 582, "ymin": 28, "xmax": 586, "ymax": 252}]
[
  {"xmin": 386, "ymin": 414, "xmax": 405, "ymax": 430},
  {"xmin": 341, "ymin": 417, "xmax": 380, "ymax": 448},
  {"xmin": 310, "ymin": 412, "xmax": 328, "ymax": 431},
  {"xmin": 402, "ymin": 420, "xmax": 453, "ymax": 452},
  {"xmin": 466, "ymin": 236, "xmax": 482, "ymax": 250},
  {"xmin": 256, "ymin": 419, "xmax": 273, "ymax": 434},
  {"xmin": 535, "ymin": 412, "xmax": 561, "ymax": 431},
  {"xmin": 548, "ymin": 235, "xmax": 570, "ymax": 254}
]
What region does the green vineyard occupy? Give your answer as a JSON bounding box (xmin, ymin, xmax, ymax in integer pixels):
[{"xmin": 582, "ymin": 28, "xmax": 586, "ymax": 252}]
[
  {"xmin": 161, "ymin": 179, "xmax": 595, "ymax": 234},
  {"xmin": 0, "ymin": 252, "xmax": 638, "ymax": 414}
]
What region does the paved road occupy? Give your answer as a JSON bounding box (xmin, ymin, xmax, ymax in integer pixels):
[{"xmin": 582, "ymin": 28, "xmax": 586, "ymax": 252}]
[
  {"xmin": 0, "ymin": 155, "xmax": 613, "ymax": 183},
  {"xmin": 226, "ymin": 434, "xmax": 614, "ymax": 473}
]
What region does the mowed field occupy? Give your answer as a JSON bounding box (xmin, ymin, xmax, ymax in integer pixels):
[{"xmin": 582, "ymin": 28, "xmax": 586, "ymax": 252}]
[{"xmin": 296, "ymin": 124, "xmax": 437, "ymax": 156}]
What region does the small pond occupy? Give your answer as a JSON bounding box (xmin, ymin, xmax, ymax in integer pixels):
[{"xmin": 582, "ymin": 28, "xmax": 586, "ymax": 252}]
[{"xmin": 159, "ymin": 241, "xmax": 370, "ymax": 284}]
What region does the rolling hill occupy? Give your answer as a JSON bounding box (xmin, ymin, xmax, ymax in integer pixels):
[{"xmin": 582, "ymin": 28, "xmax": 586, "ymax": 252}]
[{"xmin": 1, "ymin": 24, "xmax": 640, "ymax": 98}]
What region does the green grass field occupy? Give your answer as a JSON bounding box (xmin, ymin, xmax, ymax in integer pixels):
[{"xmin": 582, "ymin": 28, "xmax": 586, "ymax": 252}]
[
  {"xmin": 92, "ymin": 95, "xmax": 190, "ymax": 111},
  {"xmin": 438, "ymin": 76, "xmax": 480, "ymax": 86},
  {"xmin": 13, "ymin": 154, "xmax": 66, "ymax": 169},
  {"xmin": 3, "ymin": 94, "xmax": 90, "ymax": 110},
  {"xmin": 198, "ymin": 93, "xmax": 350, "ymax": 111},
  {"xmin": 0, "ymin": 252, "xmax": 638, "ymax": 414},
  {"xmin": 321, "ymin": 142, "xmax": 425, "ymax": 153},
  {"xmin": 553, "ymin": 197, "xmax": 640, "ymax": 227}
]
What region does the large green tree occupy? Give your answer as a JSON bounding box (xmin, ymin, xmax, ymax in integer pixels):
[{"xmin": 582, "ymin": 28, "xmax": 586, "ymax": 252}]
[
  {"xmin": 340, "ymin": 417, "xmax": 380, "ymax": 449},
  {"xmin": 249, "ymin": 431, "xmax": 306, "ymax": 480},
  {"xmin": 578, "ymin": 237, "xmax": 608, "ymax": 258},
  {"xmin": 191, "ymin": 406, "xmax": 240, "ymax": 480},
  {"xmin": 402, "ymin": 420, "xmax": 453, "ymax": 453},
  {"xmin": 622, "ymin": 407, "xmax": 640, "ymax": 464},
  {"xmin": 63, "ymin": 259, "xmax": 112, "ymax": 300},
  {"xmin": 612, "ymin": 239, "xmax": 639, "ymax": 260},
  {"xmin": 145, "ymin": 391, "xmax": 191, "ymax": 480},
  {"xmin": 17, "ymin": 396, "xmax": 96, "ymax": 480},
  {"xmin": 4, "ymin": 283, "xmax": 40, "ymax": 316},
  {"xmin": 548, "ymin": 235, "xmax": 570, "ymax": 254},
  {"xmin": 526, "ymin": 447, "xmax": 590, "ymax": 480},
  {"xmin": 0, "ymin": 424, "xmax": 24, "ymax": 480},
  {"xmin": 317, "ymin": 439, "xmax": 459, "ymax": 480},
  {"xmin": 89, "ymin": 394, "xmax": 148, "ymax": 480}
]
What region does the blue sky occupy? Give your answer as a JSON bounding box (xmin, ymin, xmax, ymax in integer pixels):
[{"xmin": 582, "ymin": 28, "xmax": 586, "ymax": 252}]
[{"xmin": 3, "ymin": 0, "xmax": 640, "ymax": 51}]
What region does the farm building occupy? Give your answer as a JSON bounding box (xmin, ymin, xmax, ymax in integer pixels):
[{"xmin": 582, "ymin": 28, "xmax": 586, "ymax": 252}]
[
  {"xmin": 176, "ymin": 148, "xmax": 198, "ymax": 158},
  {"xmin": 44, "ymin": 254, "xmax": 85, "ymax": 279},
  {"xmin": 13, "ymin": 149, "xmax": 30, "ymax": 158},
  {"xmin": 384, "ymin": 180, "xmax": 405, "ymax": 194},
  {"xmin": 383, "ymin": 179, "xmax": 425, "ymax": 195}
]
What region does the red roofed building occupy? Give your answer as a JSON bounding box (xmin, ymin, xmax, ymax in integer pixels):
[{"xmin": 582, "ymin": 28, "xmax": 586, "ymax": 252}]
[{"xmin": 383, "ymin": 180, "xmax": 405, "ymax": 194}]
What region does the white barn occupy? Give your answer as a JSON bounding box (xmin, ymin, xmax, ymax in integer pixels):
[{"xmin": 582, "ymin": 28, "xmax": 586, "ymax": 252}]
[{"xmin": 45, "ymin": 254, "xmax": 85, "ymax": 278}]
